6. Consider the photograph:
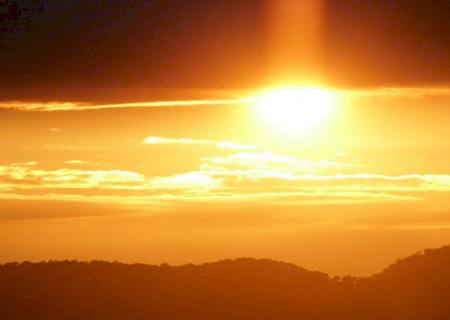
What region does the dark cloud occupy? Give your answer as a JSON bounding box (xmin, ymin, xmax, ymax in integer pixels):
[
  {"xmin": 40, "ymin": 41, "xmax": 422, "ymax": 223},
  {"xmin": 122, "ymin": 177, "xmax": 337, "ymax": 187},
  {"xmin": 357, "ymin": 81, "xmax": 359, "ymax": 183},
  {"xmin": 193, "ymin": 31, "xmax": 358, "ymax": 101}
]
[
  {"xmin": 324, "ymin": 0, "xmax": 450, "ymax": 87},
  {"xmin": 0, "ymin": 0, "xmax": 448, "ymax": 101}
]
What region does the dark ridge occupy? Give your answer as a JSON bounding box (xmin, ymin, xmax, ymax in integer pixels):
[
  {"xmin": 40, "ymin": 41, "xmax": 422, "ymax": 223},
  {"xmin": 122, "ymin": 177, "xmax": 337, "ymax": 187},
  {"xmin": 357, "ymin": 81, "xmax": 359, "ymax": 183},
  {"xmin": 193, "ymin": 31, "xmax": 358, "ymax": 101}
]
[{"xmin": 0, "ymin": 246, "xmax": 449, "ymax": 319}]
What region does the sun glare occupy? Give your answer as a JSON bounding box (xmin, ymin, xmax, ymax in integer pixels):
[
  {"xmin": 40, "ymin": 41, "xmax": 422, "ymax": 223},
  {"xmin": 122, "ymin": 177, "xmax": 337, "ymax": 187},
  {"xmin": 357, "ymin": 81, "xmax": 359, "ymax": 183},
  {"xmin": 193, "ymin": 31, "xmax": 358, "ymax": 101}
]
[{"xmin": 255, "ymin": 87, "xmax": 336, "ymax": 130}]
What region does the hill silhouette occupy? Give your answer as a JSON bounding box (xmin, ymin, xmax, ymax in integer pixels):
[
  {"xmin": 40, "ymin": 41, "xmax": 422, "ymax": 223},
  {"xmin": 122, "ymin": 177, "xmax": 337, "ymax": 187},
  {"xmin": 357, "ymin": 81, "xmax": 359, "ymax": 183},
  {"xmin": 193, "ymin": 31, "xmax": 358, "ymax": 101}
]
[{"xmin": 0, "ymin": 246, "xmax": 449, "ymax": 319}]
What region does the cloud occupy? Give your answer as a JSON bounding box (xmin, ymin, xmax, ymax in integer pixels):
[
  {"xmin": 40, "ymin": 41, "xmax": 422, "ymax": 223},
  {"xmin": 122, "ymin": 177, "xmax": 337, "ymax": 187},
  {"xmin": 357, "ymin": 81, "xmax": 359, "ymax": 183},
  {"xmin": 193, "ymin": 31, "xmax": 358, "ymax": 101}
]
[
  {"xmin": 1, "ymin": 87, "xmax": 449, "ymax": 112},
  {"xmin": 201, "ymin": 152, "xmax": 355, "ymax": 175},
  {"xmin": 0, "ymin": 97, "xmax": 253, "ymax": 112},
  {"xmin": 150, "ymin": 172, "xmax": 221, "ymax": 193},
  {"xmin": 0, "ymin": 155, "xmax": 449, "ymax": 206},
  {"xmin": 0, "ymin": 165, "xmax": 148, "ymax": 191},
  {"xmin": 146, "ymin": 152, "xmax": 450, "ymax": 203},
  {"xmin": 10, "ymin": 161, "xmax": 38, "ymax": 167},
  {"xmin": 340, "ymin": 87, "xmax": 450, "ymax": 98},
  {"xmin": 143, "ymin": 136, "xmax": 257, "ymax": 151},
  {"xmin": 65, "ymin": 160, "xmax": 89, "ymax": 165},
  {"xmin": 158, "ymin": 169, "xmax": 450, "ymax": 195}
]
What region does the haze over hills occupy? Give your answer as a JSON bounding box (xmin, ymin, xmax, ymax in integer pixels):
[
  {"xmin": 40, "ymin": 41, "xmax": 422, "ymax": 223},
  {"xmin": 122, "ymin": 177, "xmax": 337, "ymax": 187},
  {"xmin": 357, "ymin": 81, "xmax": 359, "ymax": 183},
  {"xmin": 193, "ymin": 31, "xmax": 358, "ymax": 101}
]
[{"xmin": 0, "ymin": 246, "xmax": 449, "ymax": 320}]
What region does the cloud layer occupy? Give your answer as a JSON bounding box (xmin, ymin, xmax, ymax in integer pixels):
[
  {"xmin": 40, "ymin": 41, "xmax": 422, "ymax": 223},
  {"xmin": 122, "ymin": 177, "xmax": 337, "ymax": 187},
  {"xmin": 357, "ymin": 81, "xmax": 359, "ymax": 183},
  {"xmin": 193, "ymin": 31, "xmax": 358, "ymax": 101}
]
[{"xmin": 0, "ymin": 149, "xmax": 449, "ymax": 206}]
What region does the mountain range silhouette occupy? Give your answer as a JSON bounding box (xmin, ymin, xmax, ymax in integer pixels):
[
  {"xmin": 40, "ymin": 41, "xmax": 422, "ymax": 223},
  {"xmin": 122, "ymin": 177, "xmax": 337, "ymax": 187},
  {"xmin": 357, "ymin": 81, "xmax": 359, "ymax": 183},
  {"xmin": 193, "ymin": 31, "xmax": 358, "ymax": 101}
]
[{"xmin": 0, "ymin": 245, "xmax": 449, "ymax": 319}]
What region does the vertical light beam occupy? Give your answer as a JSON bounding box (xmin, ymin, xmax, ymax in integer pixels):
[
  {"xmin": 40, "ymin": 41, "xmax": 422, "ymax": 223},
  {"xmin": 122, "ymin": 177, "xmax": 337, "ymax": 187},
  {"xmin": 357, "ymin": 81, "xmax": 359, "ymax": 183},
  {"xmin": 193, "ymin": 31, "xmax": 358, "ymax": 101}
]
[{"xmin": 266, "ymin": 0, "xmax": 325, "ymax": 84}]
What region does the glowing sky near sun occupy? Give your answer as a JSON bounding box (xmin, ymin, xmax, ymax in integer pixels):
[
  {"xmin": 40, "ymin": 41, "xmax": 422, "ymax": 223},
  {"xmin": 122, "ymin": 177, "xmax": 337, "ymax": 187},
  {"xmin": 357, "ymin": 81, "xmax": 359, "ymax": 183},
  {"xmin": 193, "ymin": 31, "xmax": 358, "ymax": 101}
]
[{"xmin": 1, "ymin": 85, "xmax": 450, "ymax": 275}]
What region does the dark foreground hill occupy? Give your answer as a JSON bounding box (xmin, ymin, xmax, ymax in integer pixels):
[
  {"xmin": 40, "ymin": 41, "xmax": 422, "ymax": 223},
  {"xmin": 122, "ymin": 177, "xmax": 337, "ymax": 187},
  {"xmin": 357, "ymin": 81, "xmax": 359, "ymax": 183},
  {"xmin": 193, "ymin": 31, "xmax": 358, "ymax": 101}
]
[{"xmin": 0, "ymin": 246, "xmax": 449, "ymax": 320}]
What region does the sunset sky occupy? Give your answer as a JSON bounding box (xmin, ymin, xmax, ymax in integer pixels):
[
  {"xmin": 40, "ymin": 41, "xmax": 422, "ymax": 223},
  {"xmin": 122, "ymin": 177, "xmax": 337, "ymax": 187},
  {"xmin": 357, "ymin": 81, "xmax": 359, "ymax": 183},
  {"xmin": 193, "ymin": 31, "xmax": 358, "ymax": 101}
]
[{"xmin": 0, "ymin": 0, "xmax": 449, "ymax": 276}]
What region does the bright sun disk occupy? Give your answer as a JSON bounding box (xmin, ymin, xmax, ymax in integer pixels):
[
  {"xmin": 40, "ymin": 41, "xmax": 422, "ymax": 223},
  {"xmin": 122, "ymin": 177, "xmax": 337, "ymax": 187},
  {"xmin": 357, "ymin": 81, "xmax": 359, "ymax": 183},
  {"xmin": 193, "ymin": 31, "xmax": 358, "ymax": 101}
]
[{"xmin": 255, "ymin": 87, "xmax": 336, "ymax": 130}]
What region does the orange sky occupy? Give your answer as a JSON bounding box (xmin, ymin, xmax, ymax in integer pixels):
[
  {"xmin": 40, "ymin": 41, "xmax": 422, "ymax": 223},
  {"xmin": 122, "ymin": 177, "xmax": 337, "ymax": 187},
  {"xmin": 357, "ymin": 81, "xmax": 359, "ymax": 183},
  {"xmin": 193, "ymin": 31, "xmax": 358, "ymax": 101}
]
[
  {"xmin": 0, "ymin": 86, "xmax": 449, "ymax": 276},
  {"xmin": 0, "ymin": 0, "xmax": 449, "ymax": 276}
]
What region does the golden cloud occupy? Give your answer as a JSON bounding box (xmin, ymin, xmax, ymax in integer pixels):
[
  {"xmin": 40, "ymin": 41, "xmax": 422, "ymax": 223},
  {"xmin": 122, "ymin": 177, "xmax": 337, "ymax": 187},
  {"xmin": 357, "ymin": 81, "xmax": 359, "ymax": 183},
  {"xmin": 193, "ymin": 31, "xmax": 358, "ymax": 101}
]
[
  {"xmin": 0, "ymin": 154, "xmax": 449, "ymax": 205},
  {"xmin": 143, "ymin": 137, "xmax": 257, "ymax": 150},
  {"xmin": 0, "ymin": 98, "xmax": 252, "ymax": 112}
]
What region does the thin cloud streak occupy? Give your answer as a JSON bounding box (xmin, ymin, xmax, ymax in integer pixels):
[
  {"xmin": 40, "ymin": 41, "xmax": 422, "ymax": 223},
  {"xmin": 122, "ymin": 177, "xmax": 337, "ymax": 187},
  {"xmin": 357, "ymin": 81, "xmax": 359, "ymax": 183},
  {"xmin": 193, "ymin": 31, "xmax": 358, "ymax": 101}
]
[
  {"xmin": 0, "ymin": 98, "xmax": 254, "ymax": 112},
  {"xmin": 0, "ymin": 87, "xmax": 449, "ymax": 112},
  {"xmin": 144, "ymin": 137, "xmax": 257, "ymax": 150},
  {"xmin": 339, "ymin": 87, "xmax": 450, "ymax": 98}
]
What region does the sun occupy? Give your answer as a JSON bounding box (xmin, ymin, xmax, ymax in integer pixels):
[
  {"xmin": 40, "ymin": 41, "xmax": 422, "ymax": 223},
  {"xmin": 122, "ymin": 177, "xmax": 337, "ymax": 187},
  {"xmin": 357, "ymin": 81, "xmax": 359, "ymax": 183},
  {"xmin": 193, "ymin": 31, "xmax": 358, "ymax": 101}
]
[{"xmin": 255, "ymin": 87, "xmax": 336, "ymax": 130}]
